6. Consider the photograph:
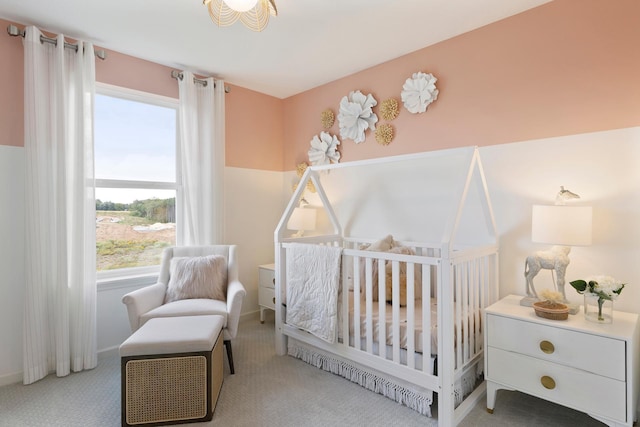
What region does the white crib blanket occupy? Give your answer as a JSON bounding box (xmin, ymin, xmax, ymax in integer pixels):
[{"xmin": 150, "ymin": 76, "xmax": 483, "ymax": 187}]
[{"xmin": 286, "ymin": 243, "xmax": 342, "ymax": 343}]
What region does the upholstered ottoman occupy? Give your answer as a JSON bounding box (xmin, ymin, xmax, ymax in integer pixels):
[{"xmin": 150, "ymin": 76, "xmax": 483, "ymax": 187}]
[{"xmin": 119, "ymin": 315, "xmax": 225, "ymax": 426}]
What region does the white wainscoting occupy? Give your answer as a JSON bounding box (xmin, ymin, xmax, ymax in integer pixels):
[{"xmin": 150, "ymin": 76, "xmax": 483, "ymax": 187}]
[
  {"xmin": 0, "ymin": 145, "xmax": 24, "ymax": 386},
  {"xmin": 2, "ymin": 128, "xmax": 639, "ymax": 386},
  {"xmin": 480, "ymin": 127, "xmax": 640, "ymax": 314}
]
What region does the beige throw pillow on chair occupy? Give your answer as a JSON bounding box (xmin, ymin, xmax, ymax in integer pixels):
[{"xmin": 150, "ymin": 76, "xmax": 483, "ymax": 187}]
[{"xmin": 164, "ymin": 255, "xmax": 227, "ymax": 303}]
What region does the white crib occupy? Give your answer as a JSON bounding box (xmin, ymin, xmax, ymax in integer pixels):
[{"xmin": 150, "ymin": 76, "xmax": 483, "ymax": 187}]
[{"xmin": 275, "ymin": 147, "xmax": 499, "ymax": 426}]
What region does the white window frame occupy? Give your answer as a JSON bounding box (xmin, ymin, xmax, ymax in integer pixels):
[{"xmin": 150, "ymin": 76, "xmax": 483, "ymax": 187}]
[{"xmin": 95, "ymin": 82, "xmax": 181, "ymax": 285}]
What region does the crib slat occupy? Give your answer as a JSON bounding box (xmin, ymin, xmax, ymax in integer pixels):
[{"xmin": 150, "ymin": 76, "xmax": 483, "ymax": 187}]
[
  {"xmin": 365, "ymin": 259, "xmax": 374, "ymax": 354},
  {"xmin": 479, "ymin": 256, "xmax": 488, "ymax": 353},
  {"xmin": 422, "ymin": 263, "xmax": 431, "ymax": 372},
  {"xmin": 353, "ymin": 257, "xmax": 364, "ymax": 349},
  {"xmin": 392, "ymin": 261, "xmax": 400, "ymax": 364},
  {"xmin": 462, "ymin": 261, "xmax": 470, "ymax": 365},
  {"xmin": 473, "ymin": 259, "xmax": 479, "ymax": 356},
  {"xmin": 342, "ymin": 255, "xmax": 352, "ymax": 348},
  {"xmin": 455, "ymin": 264, "xmax": 462, "ymax": 370},
  {"xmin": 378, "ymin": 259, "xmax": 386, "ymax": 358},
  {"xmin": 468, "ymin": 259, "xmax": 475, "ymax": 357},
  {"xmin": 406, "ymin": 262, "xmax": 415, "ymax": 369}
]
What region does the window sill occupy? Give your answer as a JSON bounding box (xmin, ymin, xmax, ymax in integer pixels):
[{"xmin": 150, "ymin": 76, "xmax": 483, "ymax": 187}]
[{"xmin": 97, "ymin": 273, "xmax": 158, "ymax": 291}]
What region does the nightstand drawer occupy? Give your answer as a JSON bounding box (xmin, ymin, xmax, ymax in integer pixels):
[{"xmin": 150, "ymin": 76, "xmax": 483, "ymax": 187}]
[
  {"xmin": 487, "ymin": 347, "xmax": 626, "ymax": 422},
  {"xmin": 259, "ymin": 268, "xmax": 275, "ymax": 289},
  {"xmin": 487, "ymin": 314, "xmax": 625, "ymax": 380},
  {"xmin": 259, "ymin": 286, "xmax": 276, "ymax": 310}
]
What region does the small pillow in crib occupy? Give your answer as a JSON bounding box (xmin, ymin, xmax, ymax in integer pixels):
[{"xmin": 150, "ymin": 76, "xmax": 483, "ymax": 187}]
[
  {"xmin": 383, "ymin": 246, "xmax": 423, "ymax": 305},
  {"xmin": 164, "ymin": 255, "xmax": 227, "ymax": 303},
  {"xmin": 385, "ymin": 268, "xmax": 408, "ymax": 306},
  {"xmin": 360, "ymin": 234, "xmax": 394, "ymax": 252},
  {"xmin": 357, "ymin": 235, "xmax": 394, "ymax": 296}
]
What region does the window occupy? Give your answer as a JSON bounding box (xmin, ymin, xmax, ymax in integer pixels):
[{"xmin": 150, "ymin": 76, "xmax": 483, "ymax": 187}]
[{"xmin": 94, "ymin": 84, "xmax": 179, "ymax": 278}]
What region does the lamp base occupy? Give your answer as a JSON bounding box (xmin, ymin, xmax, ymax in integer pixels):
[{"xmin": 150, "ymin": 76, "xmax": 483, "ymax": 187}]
[{"xmin": 520, "ymin": 296, "xmax": 538, "ymax": 307}]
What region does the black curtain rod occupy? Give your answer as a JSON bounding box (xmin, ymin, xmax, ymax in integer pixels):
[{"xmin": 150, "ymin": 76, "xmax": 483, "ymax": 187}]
[
  {"xmin": 170, "ymin": 70, "xmax": 230, "ymax": 93},
  {"xmin": 6, "ymin": 24, "xmax": 107, "ymax": 60}
]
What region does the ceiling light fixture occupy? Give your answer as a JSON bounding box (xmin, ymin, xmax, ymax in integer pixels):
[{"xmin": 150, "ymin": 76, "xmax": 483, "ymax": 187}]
[{"xmin": 204, "ymin": 0, "xmax": 277, "ymax": 32}]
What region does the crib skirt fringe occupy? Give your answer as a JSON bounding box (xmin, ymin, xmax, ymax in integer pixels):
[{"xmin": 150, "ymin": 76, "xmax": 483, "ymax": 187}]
[{"xmin": 288, "ymin": 342, "xmax": 434, "ymax": 417}]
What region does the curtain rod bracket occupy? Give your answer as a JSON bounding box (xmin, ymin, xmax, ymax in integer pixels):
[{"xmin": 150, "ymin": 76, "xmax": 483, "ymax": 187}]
[
  {"xmin": 171, "ymin": 70, "xmax": 230, "ymax": 93},
  {"xmin": 6, "ymin": 24, "xmax": 107, "ymax": 60},
  {"xmin": 7, "ymin": 24, "xmax": 25, "ymax": 37}
]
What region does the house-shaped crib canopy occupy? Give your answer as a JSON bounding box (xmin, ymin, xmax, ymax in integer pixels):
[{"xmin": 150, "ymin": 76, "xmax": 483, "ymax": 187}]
[{"xmin": 275, "ymin": 146, "xmax": 498, "ymax": 255}]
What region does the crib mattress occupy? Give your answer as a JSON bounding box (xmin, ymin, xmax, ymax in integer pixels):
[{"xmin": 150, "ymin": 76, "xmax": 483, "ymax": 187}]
[{"xmin": 343, "ymin": 290, "xmax": 438, "ymax": 355}]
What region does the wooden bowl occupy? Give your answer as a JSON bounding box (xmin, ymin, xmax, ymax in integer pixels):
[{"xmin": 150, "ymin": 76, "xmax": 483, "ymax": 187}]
[{"xmin": 533, "ymin": 301, "xmax": 569, "ymax": 320}]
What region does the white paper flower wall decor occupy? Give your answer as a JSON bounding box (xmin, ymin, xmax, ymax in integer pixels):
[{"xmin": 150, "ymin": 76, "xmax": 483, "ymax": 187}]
[
  {"xmin": 401, "ymin": 72, "xmax": 439, "ymax": 114},
  {"xmin": 308, "ymin": 131, "xmax": 341, "ymax": 166},
  {"xmin": 337, "ymin": 90, "xmax": 378, "ymax": 144}
]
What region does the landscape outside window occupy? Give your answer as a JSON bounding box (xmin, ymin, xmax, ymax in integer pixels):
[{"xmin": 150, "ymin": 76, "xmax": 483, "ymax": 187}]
[{"xmin": 94, "ymin": 90, "xmax": 178, "ymax": 272}]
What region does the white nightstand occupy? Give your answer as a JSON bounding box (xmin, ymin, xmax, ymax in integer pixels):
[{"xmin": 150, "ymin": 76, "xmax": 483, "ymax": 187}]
[
  {"xmin": 485, "ymin": 294, "xmax": 640, "ymax": 427},
  {"xmin": 258, "ymin": 264, "xmax": 275, "ymax": 323}
]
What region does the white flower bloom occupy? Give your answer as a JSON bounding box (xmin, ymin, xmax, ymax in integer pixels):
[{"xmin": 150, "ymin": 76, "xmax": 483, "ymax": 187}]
[
  {"xmin": 337, "ymin": 90, "xmax": 378, "ymax": 144},
  {"xmin": 586, "ymin": 275, "xmax": 625, "ymax": 300},
  {"xmin": 401, "ymin": 72, "xmax": 439, "ymax": 114},
  {"xmin": 308, "ymin": 131, "xmax": 341, "ymax": 166}
]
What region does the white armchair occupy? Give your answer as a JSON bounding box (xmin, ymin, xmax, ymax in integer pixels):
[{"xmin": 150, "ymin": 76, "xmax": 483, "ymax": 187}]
[{"xmin": 122, "ymin": 245, "xmax": 246, "ymax": 374}]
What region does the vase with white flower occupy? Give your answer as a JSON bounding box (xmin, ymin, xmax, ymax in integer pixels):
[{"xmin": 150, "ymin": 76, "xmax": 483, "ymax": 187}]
[{"xmin": 570, "ymin": 275, "xmax": 625, "ymax": 323}]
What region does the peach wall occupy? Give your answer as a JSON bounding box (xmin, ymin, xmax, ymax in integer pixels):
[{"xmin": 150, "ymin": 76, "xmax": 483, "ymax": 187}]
[
  {"xmin": 95, "ymin": 50, "xmax": 177, "ymax": 99},
  {"xmin": 282, "ymin": 0, "xmax": 640, "ymax": 170},
  {"xmin": 0, "ymin": 19, "xmax": 23, "ymax": 147},
  {"xmin": 225, "ymin": 84, "xmax": 284, "ymax": 171},
  {"xmin": 0, "ymin": 18, "xmax": 282, "ymax": 171}
]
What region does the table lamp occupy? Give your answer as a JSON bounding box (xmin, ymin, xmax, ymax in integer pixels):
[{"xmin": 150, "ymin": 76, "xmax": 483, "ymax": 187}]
[
  {"xmin": 287, "ymin": 207, "xmax": 316, "ymax": 238},
  {"xmin": 522, "ymin": 187, "xmax": 592, "ymax": 313}
]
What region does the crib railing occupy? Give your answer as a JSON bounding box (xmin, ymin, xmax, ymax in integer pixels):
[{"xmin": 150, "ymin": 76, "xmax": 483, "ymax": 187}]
[
  {"xmin": 276, "ymin": 237, "xmax": 498, "ymax": 421},
  {"xmin": 346, "ymin": 246, "xmax": 438, "ymax": 372}
]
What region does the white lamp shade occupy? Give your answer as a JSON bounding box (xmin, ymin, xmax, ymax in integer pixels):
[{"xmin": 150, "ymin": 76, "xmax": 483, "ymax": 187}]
[
  {"xmin": 532, "ymin": 205, "xmax": 592, "ymax": 246},
  {"xmin": 287, "ymin": 207, "xmax": 317, "ymax": 232}
]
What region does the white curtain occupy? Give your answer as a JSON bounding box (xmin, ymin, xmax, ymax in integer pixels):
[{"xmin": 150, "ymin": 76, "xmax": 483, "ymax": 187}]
[
  {"xmin": 23, "ymin": 26, "xmax": 97, "ymax": 385},
  {"xmin": 177, "ymin": 71, "xmax": 225, "ymax": 245}
]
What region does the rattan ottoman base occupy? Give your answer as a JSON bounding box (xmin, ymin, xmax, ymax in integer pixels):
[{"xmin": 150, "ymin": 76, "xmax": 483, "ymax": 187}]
[{"xmin": 120, "ymin": 316, "xmax": 224, "ymax": 427}]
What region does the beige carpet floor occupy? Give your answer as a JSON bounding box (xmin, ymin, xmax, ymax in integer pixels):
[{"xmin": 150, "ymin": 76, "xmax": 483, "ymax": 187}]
[{"xmin": 0, "ymin": 311, "xmax": 606, "ymax": 426}]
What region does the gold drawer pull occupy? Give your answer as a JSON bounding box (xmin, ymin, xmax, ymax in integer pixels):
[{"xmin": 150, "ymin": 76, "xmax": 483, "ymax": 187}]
[
  {"xmin": 272, "ymin": 297, "xmax": 276, "ymax": 304},
  {"xmin": 539, "ymin": 340, "xmax": 555, "ymax": 354},
  {"xmin": 541, "ymin": 376, "xmax": 556, "ymax": 390}
]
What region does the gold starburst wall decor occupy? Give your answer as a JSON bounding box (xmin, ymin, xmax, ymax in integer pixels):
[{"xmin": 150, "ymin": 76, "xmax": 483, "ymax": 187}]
[
  {"xmin": 321, "ymin": 109, "xmax": 335, "ymax": 129},
  {"xmin": 294, "ymin": 162, "xmax": 316, "ymax": 193},
  {"xmin": 375, "ymin": 123, "xmax": 394, "ymax": 146},
  {"xmin": 380, "ymin": 98, "xmax": 399, "ymax": 121},
  {"xmin": 296, "ymin": 162, "xmax": 308, "ymax": 178}
]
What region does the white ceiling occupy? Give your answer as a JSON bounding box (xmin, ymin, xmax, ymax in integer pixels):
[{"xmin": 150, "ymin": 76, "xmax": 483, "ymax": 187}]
[{"xmin": 0, "ymin": 0, "xmax": 550, "ymax": 99}]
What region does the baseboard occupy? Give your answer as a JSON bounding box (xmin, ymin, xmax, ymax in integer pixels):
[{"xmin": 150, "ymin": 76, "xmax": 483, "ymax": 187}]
[
  {"xmin": 1, "ymin": 347, "xmax": 121, "ymax": 387},
  {"xmin": 0, "ymin": 371, "xmax": 22, "ymax": 387},
  {"xmin": 240, "ymin": 310, "xmax": 261, "ymax": 322},
  {"xmin": 98, "ymin": 345, "xmax": 120, "ymax": 360}
]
